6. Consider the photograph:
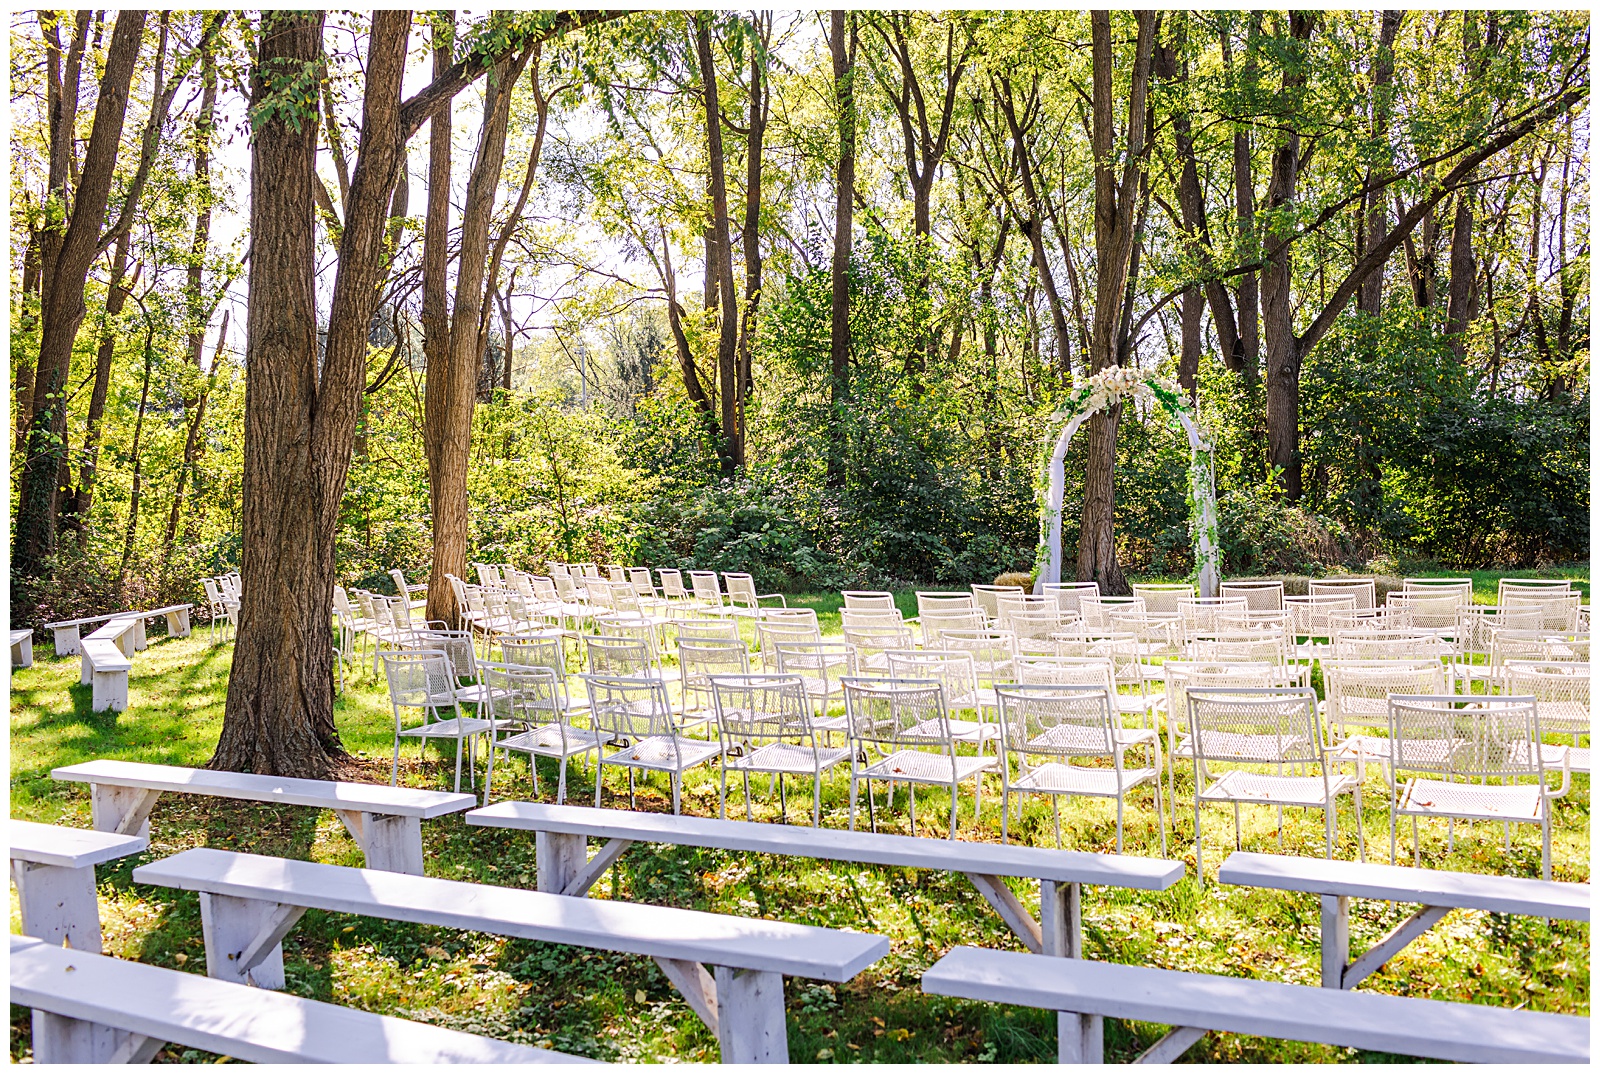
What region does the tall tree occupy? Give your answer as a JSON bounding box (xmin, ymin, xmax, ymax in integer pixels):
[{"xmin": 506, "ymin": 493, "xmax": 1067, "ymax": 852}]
[
  {"xmin": 696, "ymin": 11, "xmax": 743, "ymax": 472},
  {"xmin": 826, "ymin": 9, "xmax": 856, "ymax": 488}
]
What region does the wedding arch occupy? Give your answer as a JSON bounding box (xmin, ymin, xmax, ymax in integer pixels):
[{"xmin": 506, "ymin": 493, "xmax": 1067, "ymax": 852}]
[{"xmin": 1033, "ymin": 366, "xmax": 1220, "ymax": 597}]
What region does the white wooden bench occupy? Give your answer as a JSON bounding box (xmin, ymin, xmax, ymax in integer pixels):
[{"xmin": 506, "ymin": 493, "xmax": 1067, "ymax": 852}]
[
  {"xmin": 11, "ymin": 935, "xmax": 588, "ymax": 1064},
  {"xmin": 11, "ymin": 627, "xmax": 34, "ymax": 669},
  {"xmin": 79, "ymin": 618, "xmax": 139, "ymax": 711},
  {"xmin": 134, "ymin": 847, "xmax": 889, "ymax": 1063},
  {"xmin": 44, "ymin": 603, "xmax": 193, "ymax": 657},
  {"xmin": 467, "ymin": 802, "xmax": 1182, "ymax": 961},
  {"xmin": 1217, "ymin": 850, "xmax": 1591, "ymax": 990},
  {"xmin": 52, "ymin": 759, "xmax": 475, "ymax": 875},
  {"xmin": 922, "ymin": 944, "xmax": 1589, "ymax": 1064},
  {"xmin": 10, "ymin": 820, "xmax": 148, "ymax": 954}
]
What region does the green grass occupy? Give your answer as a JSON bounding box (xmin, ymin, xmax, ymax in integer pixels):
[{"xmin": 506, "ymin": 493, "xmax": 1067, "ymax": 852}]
[{"xmin": 10, "ymin": 577, "xmax": 1590, "ymax": 1063}]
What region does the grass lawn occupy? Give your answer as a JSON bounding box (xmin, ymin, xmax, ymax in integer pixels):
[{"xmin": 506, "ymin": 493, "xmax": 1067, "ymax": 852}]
[{"xmin": 10, "ymin": 574, "xmax": 1590, "ymax": 1063}]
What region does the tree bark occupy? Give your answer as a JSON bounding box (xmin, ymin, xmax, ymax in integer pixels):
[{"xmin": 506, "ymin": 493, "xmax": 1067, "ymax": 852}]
[
  {"xmin": 1357, "ymin": 11, "xmax": 1402, "ymax": 317},
  {"xmin": 695, "ymin": 13, "xmax": 742, "ymax": 473},
  {"xmin": 214, "ymin": 10, "xmax": 410, "ymax": 778},
  {"xmin": 1223, "ymin": 14, "xmax": 1261, "ymax": 373},
  {"xmin": 14, "ymin": 10, "xmax": 144, "ymax": 599},
  {"xmin": 1076, "ymin": 11, "xmax": 1155, "ymax": 595},
  {"xmin": 1178, "ymin": 286, "xmax": 1203, "ymax": 396},
  {"xmin": 163, "ymin": 312, "xmax": 229, "ymax": 572},
  {"xmin": 997, "ymin": 77, "xmax": 1075, "ymax": 371},
  {"xmin": 826, "ymin": 10, "xmax": 856, "ymax": 488},
  {"xmin": 65, "ymin": 230, "xmax": 135, "ymax": 532},
  {"xmin": 735, "ymin": 13, "xmax": 769, "ymax": 421},
  {"xmin": 116, "ymin": 307, "xmax": 157, "ymax": 598},
  {"xmin": 1443, "ymin": 11, "xmax": 1483, "ymax": 356}
]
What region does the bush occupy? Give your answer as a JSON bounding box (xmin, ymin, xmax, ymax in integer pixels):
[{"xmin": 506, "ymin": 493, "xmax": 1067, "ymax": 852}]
[{"xmin": 1216, "ymin": 480, "xmax": 1366, "ymax": 576}]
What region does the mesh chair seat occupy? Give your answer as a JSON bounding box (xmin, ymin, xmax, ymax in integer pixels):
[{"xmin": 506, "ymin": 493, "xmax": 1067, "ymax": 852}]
[
  {"xmin": 859, "ymin": 749, "xmax": 995, "ymax": 784},
  {"xmin": 1174, "ymin": 731, "xmax": 1310, "ymax": 762},
  {"xmin": 1011, "ymin": 762, "xmax": 1157, "ymax": 796},
  {"xmin": 1029, "ymin": 723, "xmax": 1158, "ymax": 755},
  {"xmin": 1398, "ymin": 778, "xmax": 1547, "ymax": 821},
  {"xmin": 1199, "ymin": 769, "xmax": 1358, "ymax": 808},
  {"xmin": 602, "ymin": 735, "xmax": 723, "ymax": 772},
  {"xmin": 908, "ymin": 717, "xmax": 997, "ymax": 744},
  {"xmin": 398, "ymin": 715, "xmax": 493, "ymax": 739},
  {"xmin": 724, "ymin": 741, "xmax": 851, "ymax": 775},
  {"xmin": 497, "ymin": 723, "xmax": 609, "ymax": 759}
]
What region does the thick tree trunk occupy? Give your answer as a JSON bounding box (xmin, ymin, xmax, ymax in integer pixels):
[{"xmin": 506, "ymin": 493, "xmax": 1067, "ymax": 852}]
[
  {"xmin": 1223, "ymin": 14, "xmax": 1261, "ymax": 373},
  {"xmin": 1076, "ymin": 11, "xmax": 1154, "ymax": 594},
  {"xmin": 214, "ymin": 11, "xmax": 410, "ymax": 778},
  {"xmin": 695, "ymin": 14, "xmax": 742, "ymax": 474},
  {"xmin": 1178, "ymin": 286, "xmax": 1202, "ymax": 396},
  {"xmin": 425, "ymin": 41, "xmax": 532, "ymax": 626},
  {"xmin": 1357, "ymin": 11, "xmax": 1402, "ymax": 317},
  {"xmin": 826, "ymin": 10, "xmax": 855, "ymax": 488},
  {"xmin": 13, "ymin": 10, "xmax": 144, "ymax": 598}
]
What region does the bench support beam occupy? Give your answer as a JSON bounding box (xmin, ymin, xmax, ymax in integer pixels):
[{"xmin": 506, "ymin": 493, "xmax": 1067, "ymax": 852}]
[
  {"xmin": 535, "ymin": 831, "xmax": 633, "ymax": 897},
  {"xmin": 964, "ymin": 873, "xmax": 1042, "ymax": 953},
  {"xmin": 334, "ymin": 810, "xmax": 425, "ymax": 875},
  {"xmin": 11, "ymin": 860, "xmax": 105, "ymax": 954},
  {"xmin": 90, "ymin": 785, "xmax": 161, "ymax": 839},
  {"xmin": 1328, "ymin": 897, "xmax": 1451, "ymax": 990},
  {"xmin": 32, "ymin": 1011, "xmax": 162, "ymax": 1064},
  {"xmin": 1134, "ymin": 1025, "xmax": 1208, "ymax": 1064},
  {"xmin": 655, "ymin": 957, "xmax": 718, "ymax": 1035},
  {"xmin": 200, "ymin": 893, "xmax": 304, "ymax": 989},
  {"xmin": 713, "ymin": 966, "xmax": 788, "ymax": 1063}
]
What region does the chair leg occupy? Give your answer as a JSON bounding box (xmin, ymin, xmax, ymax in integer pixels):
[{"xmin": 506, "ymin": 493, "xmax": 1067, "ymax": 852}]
[
  {"xmin": 948, "ymin": 779, "xmax": 958, "ymax": 840},
  {"xmin": 1193, "ymin": 797, "xmax": 1205, "ymax": 887},
  {"xmin": 1052, "ymin": 797, "xmax": 1062, "ymax": 849},
  {"xmin": 849, "ymin": 774, "xmax": 858, "ymax": 831}
]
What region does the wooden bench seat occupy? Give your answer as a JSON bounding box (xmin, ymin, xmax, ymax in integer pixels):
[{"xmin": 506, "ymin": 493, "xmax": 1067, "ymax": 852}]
[
  {"xmin": 11, "ymin": 935, "xmax": 587, "ymax": 1064},
  {"xmin": 467, "ymin": 801, "xmax": 1182, "ymax": 958},
  {"xmin": 11, "ymin": 627, "xmax": 34, "ymax": 669},
  {"xmin": 10, "ymin": 820, "xmax": 148, "ymax": 953},
  {"xmin": 45, "ymin": 603, "xmax": 193, "ymax": 656},
  {"xmin": 134, "ymin": 847, "xmax": 889, "ymax": 1062},
  {"xmin": 52, "ymin": 759, "xmax": 475, "ymax": 875},
  {"xmin": 80, "ymin": 633, "xmax": 135, "ymax": 712},
  {"xmin": 922, "ymin": 944, "xmax": 1589, "ymax": 1064},
  {"xmin": 1218, "ymin": 850, "xmax": 1590, "ymax": 989}
]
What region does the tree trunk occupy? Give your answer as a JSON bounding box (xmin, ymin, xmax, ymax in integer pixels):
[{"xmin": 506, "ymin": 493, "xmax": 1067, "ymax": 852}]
[
  {"xmin": 14, "ymin": 10, "xmax": 144, "ymax": 598},
  {"xmin": 1223, "ymin": 13, "xmax": 1261, "ymax": 373},
  {"xmin": 163, "ymin": 312, "xmax": 229, "ymax": 571},
  {"xmin": 117, "ymin": 316, "xmax": 156, "ymax": 598},
  {"xmin": 1444, "ymin": 11, "xmax": 1482, "ymax": 356},
  {"xmin": 1357, "ymin": 10, "xmax": 1402, "ymax": 317},
  {"xmin": 214, "ymin": 10, "xmax": 410, "ymax": 778},
  {"xmin": 1076, "ymin": 11, "xmax": 1155, "ymax": 594},
  {"xmin": 1178, "ymin": 286, "xmax": 1202, "ymax": 396},
  {"xmin": 695, "ymin": 13, "xmax": 742, "ymax": 474},
  {"xmin": 66, "ymin": 230, "xmax": 135, "ymax": 531},
  {"xmin": 826, "ymin": 10, "xmax": 855, "ymax": 488},
  {"xmin": 735, "ymin": 14, "xmax": 768, "ymax": 426}
]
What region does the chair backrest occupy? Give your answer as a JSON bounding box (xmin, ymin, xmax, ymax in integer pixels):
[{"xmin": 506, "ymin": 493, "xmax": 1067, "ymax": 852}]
[
  {"xmin": 1042, "ymin": 581, "xmax": 1100, "ymax": 618},
  {"xmin": 411, "ymin": 628, "xmax": 479, "ymax": 682},
  {"xmin": 724, "ymin": 573, "xmax": 760, "ymax": 607},
  {"xmin": 1322, "ymin": 659, "xmax": 1447, "ymax": 722},
  {"xmin": 530, "ymin": 575, "xmax": 561, "ymax": 602},
  {"xmin": 593, "ymin": 614, "xmax": 658, "ymax": 651},
  {"xmin": 499, "ymin": 634, "xmax": 567, "ymax": 675},
  {"xmin": 554, "ymin": 573, "xmax": 585, "ymax": 603},
  {"xmin": 580, "ymin": 563, "xmax": 602, "ymax": 580},
  {"xmin": 1285, "ymin": 593, "xmax": 1356, "ymax": 635},
  {"xmin": 1503, "ymin": 661, "xmax": 1589, "ymax": 733},
  {"xmin": 1501, "ymin": 591, "xmax": 1582, "ymax": 631},
  {"xmin": 970, "ymin": 584, "xmax": 1024, "ymax": 619},
  {"xmin": 1329, "ymin": 629, "xmax": 1450, "ymax": 661},
  {"xmin": 1164, "ymin": 662, "xmax": 1293, "ymax": 726},
  {"xmin": 842, "ymin": 590, "xmax": 896, "ymax": 611},
  {"xmin": 627, "ymin": 568, "xmax": 658, "ymax": 598},
  {"xmin": 1004, "ymin": 609, "xmax": 1066, "ymax": 645},
  {"xmin": 607, "ymin": 565, "xmax": 627, "ymax": 583},
  {"xmin": 759, "ymin": 606, "xmax": 819, "ymax": 631},
  {"xmin": 390, "ymin": 568, "xmax": 415, "ymax": 596},
  {"xmin": 841, "ymin": 625, "xmax": 915, "ymax": 675},
  {"xmin": 840, "ymin": 608, "xmax": 904, "ymax": 630},
  {"xmin": 585, "ymin": 634, "xmax": 656, "ymax": 677},
  {"xmin": 841, "ymin": 676, "xmax": 950, "ymax": 749},
  {"xmin": 659, "ymin": 569, "xmax": 690, "ymax": 600},
  {"xmin": 481, "ymin": 659, "xmax": 571, "ymax": 723},
  {"xmin": 607, "ymin": 583, "xmax": 647, "ymax": 617},
  {"xmin": 1218, "ymin": 580, "xmax": 1284, "ymax": 611},
  {"xmin": 674, "ymin": 616, "xmax": 744, "ymax": 644},
  {"xmin": 994, "ymin": 593, "xmax": 1054, "ymax": 623},
  {"xmin": 919, "ymin": 609, "xmax": 987, "ymax": 648},
  {"xmin": 885, "ymin": 649, "xmax": 980, "ymax": 710},
  {"xmin": 1185, "ymin": 687, "xmax": 1323, "ymax": 771},
  {"xmin": 548, "ymin": 562, "xmax": 571, "ymax": 579},
  {"xmin": 1177, "ymin": 596, "xmax": 1248, "ymax": 633},
  {"xmin": 1384, "ymin": 591, "xmax": 1462, "ymax": 630},
  {"xmin": 1498, "ymin": 578, "xmax": 1572, "ymax": 607},
  {"xmin": 585, "ymin": 580, "xmax": 618, "ymax": 611},
  {"xmin": 1386, "ymin": 694, "xmax": 1542, "ymax": 781},
  {"xmin": 1490, "ymin": 629, "xmax": 1589, "ymax": 667},
  {"xmin": 680, "ymin": 637, "xmax": 752, "ymax": 682},
  {"xmin": 936, "ymin": 630, "xmax": 1017, "ymax": 687},
  {"xmin": 582, "ymin": 674, "xmax": 678, "ymax": 739},
  {"xmin": 1308, "ymin": 577, "xmax": 1376, "ymax": 611},
  {"xmin": 379, "ymin": 650, "xmax": 457, "ymax": 718},
  {"xmin": 1080, "ymin": 596, "xmax": 1145, "ymax": 631},
  {"xmin": 771, "ymin": 641, "xmax": 850, "ymax": 698},
  {"xmin": 1401, "ymin": 578, "xmax": 1473, "ymax": 604},
  {"xmin": 1014, "ymin": 655, "xmax": 1117, "ymax": 690},
  {"xmin": 710, "ymin": 673, "xmax": 816, "ymax": 747},
  {"xmin": 916, "ymin": 592, "xmax": 977, "ymax": 618},
  {"xmin": 689, "ymin": 571, "xmax": 723, "ymax": 606},
  {"xmin": 757, "ymin": 618, "xmax": 822, "ymax": 653},
  {"xmin": 996, "ymin": 683, "xmax": 1118, "ymax": 761},
  {"xmin": 1186, "ymin": 631, "xmax": 1289, "ymax": 665},
  {"xmin": 204, "ymin": 577, "xmax": 223, "ymax": 605},
  {"xmin": 1129, "ymin": 583, "xmax": 1194, "ymax": 617}
]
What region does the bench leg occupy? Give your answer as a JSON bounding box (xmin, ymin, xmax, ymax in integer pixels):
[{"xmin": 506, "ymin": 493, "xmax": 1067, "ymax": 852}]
[
  {"xmin": 166, "ymin": 609, "xmax": 191, "ymax": 637},
  {"xmin": 199, "ymin": 892, "xmax": 306, "ymax": 989},
  {"xmin": 335, "ymin": 810, "xmax": 424, "ymax": 875},
  {"xmin": 712, "ymin": 966, "xmax": 788, "ymax": 1063},
  {"xmin": 964, "ymin": 873, "xmax": 1042, "ymax": 952},
  {"xmin": 1041, "ymin": 881, "xmax": 1101, "ymax": 1063},
  {"xmin": 80, "ymin": 651, "xmax": 93, "ymax": 686},
  {"xmin": 53, "ymin": 626, "xmax": 81, "ymax": 657},
  {"xmin": 132, "ymin": 619, "xmax": 148, "ymax": 651},
  {"xmin": 89, "ymin": 785, "xmax": 162, "ymax": 838},
  {"xmin": 12, "ymin": 860, "xmax": 105, "ymax": 954},
  {"xmin": 16, "ymin": 636, "xmax": 33, "ymax": 668},
  {"xmin": 92, "ymin": 669, "xmax": 129, "ymax": 712},
  {"xmin": 1319, "ymin": 894, "xmax": 1349, "ymax": 989},
  {"xmin": 534, "ymin": 832, "xmax": 634, "ymax": 897},
  {"xmin": 31, "ymin": 1011, "xmax": 162, "ymax": 1063}
]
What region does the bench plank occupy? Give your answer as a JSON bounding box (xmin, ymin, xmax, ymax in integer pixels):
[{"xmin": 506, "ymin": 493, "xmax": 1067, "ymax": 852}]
[
  {"xmin": 922, "ymin": 945, "xmax": 1588, "ymax": 1065},
  {"xmin": 54, "ymin": 760, "xmax": 476, "ymax": 819},
  {"xmin": 9, "ymin": 819, "xmax": 147, "ymax": 869},
  {"xmin": 11, "ymin": 935, "xmax": 586, "ymax": 1064},
  {"xmin": 11, "ymin": 628, "xmax": 33, "ymax": 669},
  {"xmin": 134, "ymin": 847, "xmax": 888, "ymax": 983},
  {"xmin": 1218, "ymin": 851, "xmax": 1590, "ymax": 920},
  {"xmin": 468, "ymin": 801, "xmax": 1182, "ymax": 888}
]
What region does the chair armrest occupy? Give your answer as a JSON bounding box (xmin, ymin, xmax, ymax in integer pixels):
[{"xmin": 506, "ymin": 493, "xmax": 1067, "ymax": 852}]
[{"xmin": 756, "ymin": 594, "xmax": 787, "ymax": 608}]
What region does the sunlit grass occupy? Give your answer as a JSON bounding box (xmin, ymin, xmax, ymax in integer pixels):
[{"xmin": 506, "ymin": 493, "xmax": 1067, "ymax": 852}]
[{"xmin": 10, "ymin": 575, "xmax": 1590, "ymax": 1063}]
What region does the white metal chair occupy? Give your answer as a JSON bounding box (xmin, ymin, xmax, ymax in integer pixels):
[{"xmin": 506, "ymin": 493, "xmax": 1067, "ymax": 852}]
[
  {"xmin": 1501, "ymin": 591, "xmax": 1583, "ymax": 632},
  {"xmin": 1079, "ymin": 596, "xmax": 1145, "ymax": 631},
  {"xmin": 1320, "ymin": 659, "xmax": 1447, "ymax": 761},
  {"xmin": 918, "ymin": 609, "xmax": 987, "ymax": 649},
  {"xmin": 710, "ymin": 673, "xmax": 848, "ymax": 825},
  {"xmin": 658, "ymin": 568, "xmax": 693, "ymax": 606},
  {"xmin": 1161, "ymin": 662, "xmax": 1303, "ymax": 826},
  {"xmin": 1328, "ymin": 629, "xmax": 1451, "ymax": 662},
  {"xmin": 1384, "ymin": 694, "xmax": 1569, "ymax": 879},
  {"xmin": 379, "ymin": 649, "xmax": 494, "ymax": 795},
  {"xmin": 769, "ymin": 640, "xmax": 852, "ymax": 741},
  {"xmin": 480, "ymin": 660, "xmax": 606, "ymax": 805},
  {"xmin": 916, "ymin": 592, "xmax": 978, "ymax": 619},
  {"xmin": 725, "ymin": 572, "xmax": 786, "ymax": 615},
  {"xmin": 674, "ymin": 615, "xmax": 745, "ymax": 646},
  {"xmin": 884, "ymin": 649, "xmax": 1000, "ymax": 752},
  {"xmin": 1042, "ymin": 581, "xmax": 1100, "ymax": 621},
  {"xmin": 841, "ymin": 677, "xmax": 998, "ymax": 837},
  {"xmin": 1177, "ymin": 596, "xmax": 1248, "ymax": 639},
  {"xmin": 995, "ymin": 683, "xmax": 1166, "ymax": 854},
  {"xmin": 1503, "ymin": 661, "xmax": 1590, "ymax": 774},
  {"xmin": 1187, "ymin": 631, "xmax": 1291, "ymax": 666},
  {"xmin": 390, "ymin": 567, "xmax": 428, "ymax": 608},
  {"xmin": 1219, "ymin": 579, "xmax": 1284, "ymax": 611},
  {"xmin": 1308, "ymin": 577, "xmax": 1376, "ymax": 611},
  {"xmin": 688, "ymin": 571, "xmax": 732, "ymax": 615},
  {"xmin": 937, "ymin": 630, "xmax": 1018, "ymax": 689},
  {"xmin": 1129, "ymin": 583, "xmax": 1193, "ymax": 619},
  {"xmin": 678, "ymin": 638, "xmax": 752, "ymax": 726},
  {"xmin": 1185, "ymin": 687, "xmax": 1363, "ymax": 882},
  {"xmin": 582, "ymin": 674, "xmax": 721, "ymax": 815},
  {"xmin": 840, "ymin": 607, "xmax": 905, "ymax": 631},
  {"xmin": 971, "ymin": 584, "xmax": 1025, "ymax": 621},
  {"xmin": 842, "ymin": 624, "xmax": 915, "ymax": 676}
]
